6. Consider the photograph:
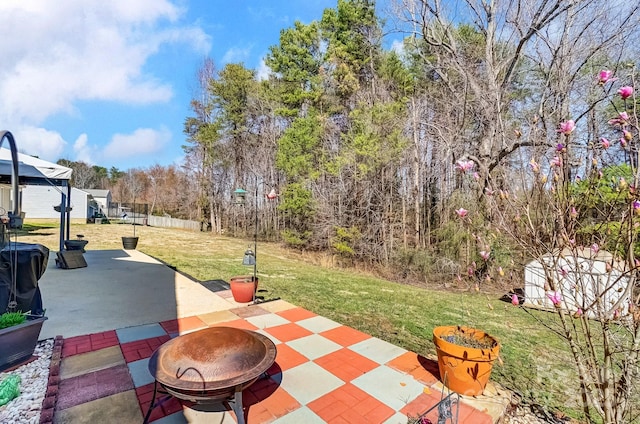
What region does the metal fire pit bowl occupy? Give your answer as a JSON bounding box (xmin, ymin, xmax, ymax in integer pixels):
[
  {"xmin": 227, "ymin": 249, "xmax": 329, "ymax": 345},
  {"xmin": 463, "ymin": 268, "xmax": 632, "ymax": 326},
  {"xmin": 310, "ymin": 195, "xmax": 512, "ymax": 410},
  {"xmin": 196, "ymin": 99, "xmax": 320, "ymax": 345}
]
[{"xmin": 145, "ymin": 326, "xmax": 277, "ymax": 424}]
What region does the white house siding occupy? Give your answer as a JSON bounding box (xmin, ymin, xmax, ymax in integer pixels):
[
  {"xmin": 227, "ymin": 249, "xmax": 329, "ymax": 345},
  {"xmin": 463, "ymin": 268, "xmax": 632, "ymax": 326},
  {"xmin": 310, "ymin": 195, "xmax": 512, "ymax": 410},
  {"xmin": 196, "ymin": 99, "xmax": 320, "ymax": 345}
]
[
  {"xmin": 83, "ymin": 189, "xmax": 111, "ymax": 215},
  {"xmin": 21, "ymin": 186, "xmax": 91, "ymax": 219},
  {"xmin": 0, "ymin": 185, "xmax": 14, "ymax": 214}
]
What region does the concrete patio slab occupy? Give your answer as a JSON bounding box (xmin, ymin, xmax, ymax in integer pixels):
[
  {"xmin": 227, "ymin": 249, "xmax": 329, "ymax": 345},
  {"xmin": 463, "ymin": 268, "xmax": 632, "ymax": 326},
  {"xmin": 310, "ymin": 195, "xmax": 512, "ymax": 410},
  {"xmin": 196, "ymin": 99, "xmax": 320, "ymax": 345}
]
[{"xmin": 38, "ymin": 249, "xmax": 237, "ymax": 339}]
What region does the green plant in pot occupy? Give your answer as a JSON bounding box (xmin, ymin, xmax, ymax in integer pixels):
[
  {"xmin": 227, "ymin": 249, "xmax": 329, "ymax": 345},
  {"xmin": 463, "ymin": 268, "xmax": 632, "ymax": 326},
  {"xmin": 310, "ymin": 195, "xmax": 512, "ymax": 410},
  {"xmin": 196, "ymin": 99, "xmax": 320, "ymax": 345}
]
[
  {"xmin": 0, "ymin": 311, "xmax": 26, "ymax": 330},
  {"xmin": 432, "ymin": 325, "xmax": 500, "ymax": 396},
  {"xmin": 0, "ymin": 310, "xmax": 48, "ymax": 372}
]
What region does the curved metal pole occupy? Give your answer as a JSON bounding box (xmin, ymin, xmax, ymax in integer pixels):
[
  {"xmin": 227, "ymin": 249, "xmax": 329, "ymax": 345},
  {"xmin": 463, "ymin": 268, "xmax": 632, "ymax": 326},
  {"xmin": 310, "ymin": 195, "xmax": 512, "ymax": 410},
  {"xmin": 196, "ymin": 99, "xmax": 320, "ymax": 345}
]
[{"xmin": 0, "ymin": 131, "xmax": 21, "ymax": 217}]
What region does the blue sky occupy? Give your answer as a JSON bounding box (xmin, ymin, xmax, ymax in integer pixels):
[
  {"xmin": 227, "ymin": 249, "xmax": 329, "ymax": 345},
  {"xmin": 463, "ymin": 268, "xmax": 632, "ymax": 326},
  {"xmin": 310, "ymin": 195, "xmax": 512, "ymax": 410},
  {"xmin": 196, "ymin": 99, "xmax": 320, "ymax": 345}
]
[{"xmin": 1, "ymin": 0, "xmax": 386, "ymax": 171}]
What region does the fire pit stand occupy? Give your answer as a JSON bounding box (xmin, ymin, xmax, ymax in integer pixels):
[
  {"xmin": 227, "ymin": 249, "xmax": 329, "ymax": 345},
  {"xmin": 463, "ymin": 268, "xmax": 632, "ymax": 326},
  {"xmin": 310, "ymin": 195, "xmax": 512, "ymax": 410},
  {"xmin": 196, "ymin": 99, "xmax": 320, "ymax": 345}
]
[{"xmin": 143, "ymin": 326, "xmax": 277, "ymax": 424}]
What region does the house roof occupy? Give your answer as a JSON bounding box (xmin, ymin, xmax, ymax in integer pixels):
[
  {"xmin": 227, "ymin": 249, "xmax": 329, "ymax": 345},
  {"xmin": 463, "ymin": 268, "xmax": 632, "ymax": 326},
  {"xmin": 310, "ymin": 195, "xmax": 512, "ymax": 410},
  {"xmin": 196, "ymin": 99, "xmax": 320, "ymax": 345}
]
[{"xmin": 83, "ymin": 189, "xmax": 110, "ymax": 198}]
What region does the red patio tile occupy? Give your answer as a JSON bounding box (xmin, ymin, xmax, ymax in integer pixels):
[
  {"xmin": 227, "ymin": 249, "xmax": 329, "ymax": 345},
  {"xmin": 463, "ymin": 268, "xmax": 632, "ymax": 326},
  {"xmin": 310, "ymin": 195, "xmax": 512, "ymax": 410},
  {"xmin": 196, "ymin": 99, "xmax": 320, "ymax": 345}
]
[
  {"xmin": 62, "ymin": 331, "xmax": 120, "ymax": 358},
  {"xmin": 308, "ymin": 383, "xmax": 394, "ymax": 424},
  {"xmin": 245, "ymin": 379, "xmax": 300, "ymax": 422},
  {"xmin": 314, "ymin": 348, "xmax": 378, "ymax": 382},
  {"xmin": 320, "ymin": 325, "xmax": 371, "ymax": 347},
  {"xmin": 159, "ymin": 316, "xmax": 207, "ymax": 334},
  {"xmin": 264, "ymin": 323, "xmax": 312, "ymax": 342},
  {"xmin": 276, "ymin": 307, "xmax": 317, "ymax": 322},
  {"xmin": 270, "ymin": 343, "xmax": 308, "ymax": 372},
  {"xmin": 387, "ymin": 352, "xmax": 439, "ymax": 385},
  {"xmin": 56, "ymin": 364, "xmax": 133, "ymax": 410},
  {"xmin": 400, "ymin": 391, "xmax": 443, "ymax": 422},
  {"xmin": 457, "ymin": 400, "xmax": 493, "ymax": 424},
  {"xmin": 120, "ymin": 335, "xmax": 171, "ymax": 363}
]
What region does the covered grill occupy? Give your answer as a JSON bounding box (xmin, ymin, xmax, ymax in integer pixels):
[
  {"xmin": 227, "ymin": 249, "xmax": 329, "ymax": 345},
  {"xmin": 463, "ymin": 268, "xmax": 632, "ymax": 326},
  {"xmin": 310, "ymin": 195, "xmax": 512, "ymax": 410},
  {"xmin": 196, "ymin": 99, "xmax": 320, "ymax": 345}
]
[{"xmin": 144, "ymin": 326, "xmax": 277, "ymax": 424}]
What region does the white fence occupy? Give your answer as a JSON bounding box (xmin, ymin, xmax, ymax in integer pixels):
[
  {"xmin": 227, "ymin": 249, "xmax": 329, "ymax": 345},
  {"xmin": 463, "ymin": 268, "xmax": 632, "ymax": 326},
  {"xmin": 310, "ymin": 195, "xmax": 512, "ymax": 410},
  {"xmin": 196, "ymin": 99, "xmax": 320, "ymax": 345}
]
[{"xmin": 146, "ymin": 215, "xmax": 200, "ymax": 231}]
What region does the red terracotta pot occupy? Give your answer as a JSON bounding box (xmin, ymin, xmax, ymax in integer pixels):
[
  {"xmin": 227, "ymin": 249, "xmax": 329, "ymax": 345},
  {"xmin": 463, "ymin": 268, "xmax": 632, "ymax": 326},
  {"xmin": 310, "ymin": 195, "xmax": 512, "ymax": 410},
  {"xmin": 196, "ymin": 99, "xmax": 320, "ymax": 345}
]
[
  {"xmin": 432, "ymin": 325, "xmax": 500, "ymax": 396},
  {"xmin": 230, "ymin": 276, "xmax": 259, "ymax": 303}
]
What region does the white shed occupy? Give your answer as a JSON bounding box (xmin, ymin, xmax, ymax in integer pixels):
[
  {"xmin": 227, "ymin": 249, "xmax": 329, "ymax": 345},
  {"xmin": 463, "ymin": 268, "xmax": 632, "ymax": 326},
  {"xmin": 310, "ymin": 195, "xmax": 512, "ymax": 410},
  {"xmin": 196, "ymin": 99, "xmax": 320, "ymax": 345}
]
[{"xmin": 524, "ymin": 248, "xmax": 632, "ymax": 318}]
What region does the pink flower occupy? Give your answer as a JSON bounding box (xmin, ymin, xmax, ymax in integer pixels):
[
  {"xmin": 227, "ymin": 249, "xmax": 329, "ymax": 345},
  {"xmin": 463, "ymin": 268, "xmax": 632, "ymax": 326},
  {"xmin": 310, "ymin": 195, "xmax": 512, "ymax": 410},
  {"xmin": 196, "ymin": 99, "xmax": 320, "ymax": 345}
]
[
  {"xmin": 473, "ymin": 172, "xmax": 480, "ymax": 181},
  {"xmin": 558, "ymin": 267, "xmax": 568, "ymax": 278},
  {"xmin": 550, "ymin": 156, "xmax": 562, "ymax": 167},
  {"xmin": 570, "ymin": 207, "xmax": 578, "ymax": 218},
  {"xmin": 511, "ymin": 294, "xmax": 519, "ymax": 306},
  {"xmin": 618, "ymin": 86, "xmax": 634, "ymax": 99},
  {"xmin": 633, "ymin": 200, "xmax": 640, "ymax": 214},
  {"xmin": 620, "ymin": 137, "xmax": 627, "ymax": 148},
  {"xmin": 547, "ymin": 291, "xmax": 562, "ymax": 306},
  {"xmin": 598, "ymin": 70, "xmax": 614, "ymax": 84},
  {"xmin": 479, "ymin": 250, "xmax": 490, "ymax": 261},
  {"xmin": 609, "ymin": 112, "xmax": 629, "ymax": 126},
  {"xmin": 455, "ymin": 208, "xmax": 468, "ymax": 218},
  {"xmin": 455, "ymin": 160, "xmax": 474, "ymax": 173},
  {"xmin": 574, "ymin": 308, "xmax": 583, "ymax": 318},
  {"xmin": 624, "ymin": 130, "xmax": 633, "ymax": 141},
  {"xmin": 600, "ymin": 137, "xmax": 610, "ymax": 149},
  {"xmin": 591, "ymin": 243, "xmax": 600, "ymax": 255},
  {"xmin": 557, "ymin": 120, "xmax": 575, "ymax": 135}
]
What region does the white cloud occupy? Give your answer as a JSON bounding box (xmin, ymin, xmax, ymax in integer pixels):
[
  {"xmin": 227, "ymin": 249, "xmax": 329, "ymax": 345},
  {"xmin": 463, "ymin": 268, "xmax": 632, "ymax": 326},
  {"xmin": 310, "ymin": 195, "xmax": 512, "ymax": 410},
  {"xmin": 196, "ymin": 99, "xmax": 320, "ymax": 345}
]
[
  {"xmin": 9, "ymin": 127, "xmax": 66, "ymax": 161},
  {"xmin": 256, "ymin": 58, "xmax": 272, "ymax": 81},
  {"xmin": 73, "ymin": 134, "xmax": 93, "ymax": 164},
  {"xmin": 390, "ymin": 39, "xmax": 405, "ymax": 55},
  {"xmin": 0, "ymin": 1, "xmax": 210, "ymax": 126},
  {"xmin": 103, "ymin": 127, "xmax": 172, "ymax": 159},
  {"xmin": 222, "ymin": 47, "xmax": 252, "ymax": 64}
]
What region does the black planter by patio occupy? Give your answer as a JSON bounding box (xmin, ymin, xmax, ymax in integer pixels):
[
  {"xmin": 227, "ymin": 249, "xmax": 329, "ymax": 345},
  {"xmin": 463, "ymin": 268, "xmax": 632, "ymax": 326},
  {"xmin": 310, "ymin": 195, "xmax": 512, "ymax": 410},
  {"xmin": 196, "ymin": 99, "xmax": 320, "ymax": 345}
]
[
  {"xmin": 64, "ymin": 239, "xmax": 88, "ymax": 252},
  {"xmin": 122, "ymin": 236, "xmax": 139, "ymax": 250},
  {"xmin": 0, "ymin": 315, "xmax": 47, "ymax": 372}
]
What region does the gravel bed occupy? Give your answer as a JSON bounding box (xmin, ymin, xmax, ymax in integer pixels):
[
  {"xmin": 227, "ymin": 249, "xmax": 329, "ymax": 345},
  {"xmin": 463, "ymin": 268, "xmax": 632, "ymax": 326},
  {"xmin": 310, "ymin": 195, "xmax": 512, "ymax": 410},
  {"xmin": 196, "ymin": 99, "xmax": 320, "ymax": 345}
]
[{"xmin": 0, "ymin": 339, "xmax": 54, "ymax": 424}]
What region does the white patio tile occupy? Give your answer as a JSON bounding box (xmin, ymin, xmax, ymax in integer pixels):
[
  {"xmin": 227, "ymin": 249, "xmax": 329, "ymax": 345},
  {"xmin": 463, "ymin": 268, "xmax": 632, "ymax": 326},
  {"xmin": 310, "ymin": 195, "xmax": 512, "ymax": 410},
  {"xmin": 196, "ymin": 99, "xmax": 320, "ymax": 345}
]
[
  {"xmin": 296, "ymin": 316, "xmax": 341, "ymax": 333},
  {"xmin": 349, "ymin": 337, "xmax": 407, "ymax": 364},
  {"xmin": 286, "ymin": 334, "xmax": 342, "ymax": 360},
  {"xmin": 278, "ymin": 361, "xmax": 344, "ymax": 405},
  {"xmin": 352, "ymin": 365, "xmax": 425, "ymax": 411}
]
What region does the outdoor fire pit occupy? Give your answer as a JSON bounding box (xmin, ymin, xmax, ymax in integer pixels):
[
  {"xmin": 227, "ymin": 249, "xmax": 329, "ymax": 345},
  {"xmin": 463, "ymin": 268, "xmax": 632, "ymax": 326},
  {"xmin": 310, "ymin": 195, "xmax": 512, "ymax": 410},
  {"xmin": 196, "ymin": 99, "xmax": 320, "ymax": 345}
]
[{"xmin": 144, "ymin": 326, "xmax": 277, "ymax": 424}]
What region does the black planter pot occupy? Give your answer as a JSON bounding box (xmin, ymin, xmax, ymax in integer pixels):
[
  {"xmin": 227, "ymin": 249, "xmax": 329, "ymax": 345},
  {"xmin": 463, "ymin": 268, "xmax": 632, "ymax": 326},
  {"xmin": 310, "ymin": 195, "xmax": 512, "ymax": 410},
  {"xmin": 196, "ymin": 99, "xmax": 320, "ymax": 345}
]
[
  {"xmin": 122, "ymin": 236, "xmax": 139, "ymax": 250},
  {"xmin": 0, "ymin": 315, "xmax": 47, "ymax": 372},
  {"xmin": 64, "ymin": 239, "xmax": 88, "ymax": 252}
]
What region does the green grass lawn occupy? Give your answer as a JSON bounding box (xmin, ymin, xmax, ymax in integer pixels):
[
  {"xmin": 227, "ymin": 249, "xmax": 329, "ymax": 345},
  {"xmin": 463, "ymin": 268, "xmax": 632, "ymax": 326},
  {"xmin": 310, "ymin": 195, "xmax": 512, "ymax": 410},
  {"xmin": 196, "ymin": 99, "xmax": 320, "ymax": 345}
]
[{"xmin": 18, "ymin": 221, "xmax": 582, "ymax": 419}]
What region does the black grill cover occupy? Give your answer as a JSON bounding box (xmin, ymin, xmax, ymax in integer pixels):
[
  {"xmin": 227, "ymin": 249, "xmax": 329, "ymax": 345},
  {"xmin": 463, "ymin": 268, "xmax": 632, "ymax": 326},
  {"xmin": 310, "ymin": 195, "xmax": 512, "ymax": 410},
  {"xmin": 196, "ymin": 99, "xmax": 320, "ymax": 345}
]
[{"xmin": 0, "ymin": 242, "xmax": 49, "ymax": 315}]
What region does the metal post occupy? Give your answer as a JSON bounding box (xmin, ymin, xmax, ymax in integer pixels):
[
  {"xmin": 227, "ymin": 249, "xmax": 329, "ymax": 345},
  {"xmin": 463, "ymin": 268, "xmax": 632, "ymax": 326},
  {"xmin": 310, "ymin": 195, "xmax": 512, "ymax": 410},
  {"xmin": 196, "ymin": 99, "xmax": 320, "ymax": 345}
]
[
  {"xmin": 59, "ymin": 192, "xmax": 66, "ymax": 252},
  {"xmin": 252, "ymin": 179, "xmax": 258, "ymax": 302}
]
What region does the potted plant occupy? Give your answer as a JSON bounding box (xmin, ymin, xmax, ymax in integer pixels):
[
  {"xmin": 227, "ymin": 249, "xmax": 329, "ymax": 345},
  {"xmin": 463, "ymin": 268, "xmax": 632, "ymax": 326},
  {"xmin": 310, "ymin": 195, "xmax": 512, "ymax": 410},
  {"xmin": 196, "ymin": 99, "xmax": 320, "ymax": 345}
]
[
  {"xmin": 0, "ymin": 311, "xmax": 47, "ymax": 372},
  {"xmin": 121, "ymin": 171, "xmax": 142, "ymax": 250},
  {"xmin": 432, "ymin": 325, "xmax": 500, "ymax": 396},
  {"xmin": 229, "ymin": 275, "xmax": 259, "ymax": 303}
]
